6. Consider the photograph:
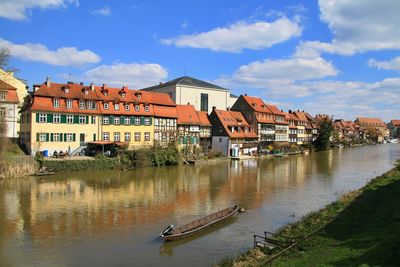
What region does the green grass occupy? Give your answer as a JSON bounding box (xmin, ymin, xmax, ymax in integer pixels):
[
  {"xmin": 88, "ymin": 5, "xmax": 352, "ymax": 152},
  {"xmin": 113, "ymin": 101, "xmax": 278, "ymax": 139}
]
[{"xmin": 217, "ymin": 164, "xmax": 400, "ymax": 267}]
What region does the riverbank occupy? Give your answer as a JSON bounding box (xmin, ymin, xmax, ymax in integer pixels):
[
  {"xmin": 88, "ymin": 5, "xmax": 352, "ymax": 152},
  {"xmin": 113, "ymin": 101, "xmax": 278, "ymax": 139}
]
[{"xmin": 216, "ymin": 160, "xmax": 400, "ymax": 267}]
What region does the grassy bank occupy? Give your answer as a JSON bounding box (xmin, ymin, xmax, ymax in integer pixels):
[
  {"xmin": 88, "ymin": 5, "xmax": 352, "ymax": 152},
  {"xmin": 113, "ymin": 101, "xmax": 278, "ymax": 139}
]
[
  {"xmin": 217, "ymin": 161, "xmax": 400, "ymax": 267},
  {"xmin": 42, "ymin": 156, "xmax": 116, "ymax": 172}
]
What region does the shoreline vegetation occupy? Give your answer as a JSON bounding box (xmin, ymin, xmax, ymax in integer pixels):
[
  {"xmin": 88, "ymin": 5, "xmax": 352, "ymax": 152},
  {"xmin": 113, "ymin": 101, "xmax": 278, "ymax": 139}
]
[{"xmin": 216, "ymin": 160, "xmax": 400, "ymax": 267}]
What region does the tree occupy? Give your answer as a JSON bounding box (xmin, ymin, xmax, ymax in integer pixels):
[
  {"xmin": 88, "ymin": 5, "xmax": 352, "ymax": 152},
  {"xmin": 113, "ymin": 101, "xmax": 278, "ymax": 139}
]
[
  {"xmin": 0, "ymin": 46, "xmax": 10, "ymax": 70},
  {"xmin": 0, "ymin": 46, "xmax": 10, "ymax": 161},
  {"xmin": 313, "ymin": 116, "xmax": 333, "ymax": 151}
]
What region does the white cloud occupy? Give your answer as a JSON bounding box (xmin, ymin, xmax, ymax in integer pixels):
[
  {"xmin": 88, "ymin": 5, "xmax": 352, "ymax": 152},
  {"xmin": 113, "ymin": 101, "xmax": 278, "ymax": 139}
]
[
  {"xmin": 216, "ymin": 57, "xmax": 338, "ymax": 97},
  {"xmin": 90, "ymin": 6, "xmax": 111, "ymax": 16},
  {"xmin": 368, "ymin": 57, "xmax": 400, "ymax": 71},
  {"xmin": 295, "ymin": 0, "xmax": 400, "ymax": 57},
  {"xmin": 84, "ymin": 63, "xmax": 168, "ymax": 88},
  {"xmin": 0, "ymin": 0, "xmax": 78, "ymax": 20},
  {"xmin": 0, "ymin": 38, "xmax": 100, "ymax": 66},
  {"xmin": 161, "ymin": 17, "xmax": 302, "ymax": 52}
]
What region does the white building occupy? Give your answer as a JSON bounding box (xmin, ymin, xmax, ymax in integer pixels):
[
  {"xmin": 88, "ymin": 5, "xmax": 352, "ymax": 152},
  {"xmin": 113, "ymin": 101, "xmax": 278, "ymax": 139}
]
[
  {"xmin": 0, "ymin": 80, "xmax": 19, "ymax": 139},
  {"xmin": 142, "ymin": 76, "xmax": 238, "ymax": 113}
]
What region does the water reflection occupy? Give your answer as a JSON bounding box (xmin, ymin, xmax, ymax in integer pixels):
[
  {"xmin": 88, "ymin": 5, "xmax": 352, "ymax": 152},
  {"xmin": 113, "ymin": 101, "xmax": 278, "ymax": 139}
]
[{"xmin": 0, "ymin": 145, "xmax": 399, "ymax": 267}]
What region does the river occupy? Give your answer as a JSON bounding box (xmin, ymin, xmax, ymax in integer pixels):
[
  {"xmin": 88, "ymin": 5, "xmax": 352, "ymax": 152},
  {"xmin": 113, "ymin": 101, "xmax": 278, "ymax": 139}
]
[{"xmin": 0, "ymin": 144, "xmax": 399, "ymax": 267}]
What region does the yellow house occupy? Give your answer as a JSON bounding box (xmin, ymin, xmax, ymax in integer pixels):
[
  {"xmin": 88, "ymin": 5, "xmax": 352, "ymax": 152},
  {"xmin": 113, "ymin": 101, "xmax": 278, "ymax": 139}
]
[{"xmin": 20, "ymin": 79, "xmax": 175, "ymax": 156}]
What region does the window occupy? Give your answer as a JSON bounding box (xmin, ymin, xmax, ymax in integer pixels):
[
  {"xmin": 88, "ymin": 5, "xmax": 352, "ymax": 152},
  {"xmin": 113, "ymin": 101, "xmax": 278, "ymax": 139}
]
[
  {"xmin": 144, "ymin": 132, "xmax": 150, "ymax": 141},
  {"xmin": 67, "ymin": 115, "xmax": 73, "ymax": 124},
  {"xmin": 87, "ymin": 101, "xmax": 96, "ymax": 110},
  {"xmin": 114, "ymin": 103, "xmax": 119, "ymax": 110},
  {"xmin": 66, "ymin": 99, "xmax": 72, "ymax": 109},
  {"xmin": 39, "ymin": 133, "xmax": 47, "ymax": 142},
  {"xmin": 39, "ymin": 113, "xmax": 47, "ymax": 123},
  {"xmin": 79, "ymin": 115, "xmax": 86, "ymax": 124},
  {"xmin": 102, "ymin": 116, "xmax": 109, "ymax": 125},
  {"xmin": 79, "ymin": 100, "xmax": 85, "ymax": 109},
  {"xmin": 124, "ymin": 132, "xmax": 131, "ymax": 142},
  {"xmin": 124, "ymin": 104, "xmax": 130, "ymax": 111},
  {"xmin": 103, "ymin": 132, "xmax": 109, "ymax": 141},
  {"xmin": 84, "ymin": 90, "xmax": 89, "ymax": 95},
  {"xmin": 145, "ymin": 105, "xmax": 150, "ymax": 112},
  {"xmin": 65, "ymin": 88, "xmax": 70, "ymax": 93},
  {"xmin": 124, "ymin": 117, "xmax": 130, "ymax": 125},
  {"xmin": 144, "ymin": 117, "xmax": 150, "ymax": 125},
  {"xmin": 53, "ymin": 114, "xmax": 61, "ymax": 123},
  {"xmin": 114, "ymin": 117, "xmax": 120, "ymax": 125},
  {"xmin": 154, "ymin": 118, "xmax": 159, "ymax": 126},
  {"xmin": 26, "ymin": 132, "xmax": 30, "ymax": 142},
  {"xmin": 53, "ymin": 98, "xmax": 59, "ymax": 108},
  {"xmin": 135, "ymin": 105, "xmax": 140, "ymax": 112},
  {"xmin": 53, "ymin": 133, "xmax": 60, "ymax": 142},
  {"xmin": 135, "ymin": 117, "xmax": 140, "ymax": 125},
  {"xmin": 103, "ymin": 91, "xmax": 108, "ymax": 96},
  {"xmin": 121, "ymin": 93, "xmax": 126, "ymax": 98},
  {"xmin": 134, "ymin": 132, "xmax": 141, "ymax": 141},
  {"xmin": 114, "ymin": 132, "xmax": 120, "ymax": 142},
  {"xmin": 66, "ymin": 133, "xmax": 73, "ymax": 142},
  {"xmin": 0, "ymin": 91, "xmax": 6, "ymax": 101},
  {"xmin": 137, "ymin": 93, "xmax": 141, "ymax": 99},
  {"xmin": 104, "ymin": 102, "xmax": 109, "ymax": 109},
  {"xmin": 20, "ymin": 132, "xmax": 25, "ymax": 143},
  {"xmin": 200, "ymin": 93, "xmax": 208, "ymax": 112}
]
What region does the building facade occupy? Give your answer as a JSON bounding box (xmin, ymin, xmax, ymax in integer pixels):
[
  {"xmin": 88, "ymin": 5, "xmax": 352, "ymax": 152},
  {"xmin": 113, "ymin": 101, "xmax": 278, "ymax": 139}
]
[
  {"xmin": 388, "ymin": 120, "xmax": 400, "ymax": 138},
  {"xmin": 142, "ymin": 76, "xmax": 237, "ymax": 113},
  {"xmin": 0, "ymin": 80, "xmax": 19, "ymax": 138}
]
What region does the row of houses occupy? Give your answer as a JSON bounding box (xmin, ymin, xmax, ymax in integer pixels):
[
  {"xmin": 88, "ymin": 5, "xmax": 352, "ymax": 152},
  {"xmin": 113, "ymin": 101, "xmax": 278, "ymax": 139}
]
[{"xmin": 1, "ymin": 74, "xmax": 397, "ymax": 157}]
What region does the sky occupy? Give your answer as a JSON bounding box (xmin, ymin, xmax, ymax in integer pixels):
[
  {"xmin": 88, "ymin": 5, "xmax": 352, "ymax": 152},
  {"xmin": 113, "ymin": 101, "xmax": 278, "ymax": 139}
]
[{"xmin": 0, "ymin": 0, "xmax": 399, "ymax": 121}]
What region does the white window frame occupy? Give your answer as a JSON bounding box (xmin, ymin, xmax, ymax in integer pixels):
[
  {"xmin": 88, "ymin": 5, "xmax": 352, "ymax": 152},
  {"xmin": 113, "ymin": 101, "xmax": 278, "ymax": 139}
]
[
  {"xmin": 79, "ymin": 115, "xmax": 86, "ymax": 124},
  {"xmin": 79, "ymin": 100, "xmax": 85, "ymax": 109},
  {"xmin": 144, "ymin": 118, "xmax": 150, "ymax": 125},
  {"xmin": 145, "ymin": 105, "xmax": 150, "ymax": 112},
  {"xmin": 114, "ymin": 117, "xmax": 120, "ymax": 125},
  {"xmin": 114, "ymin": 103, "xmax": 120, "ymax": 110},
  {"xmin": 135, "ymin": 117, "xmax": 140, "ymax": 125},
  {"xmin": 0, "ymin": 91, "xmax": 7, "ymax": 101},
  {"xmin": 114, "ymin": 132, "xmax": 120, "ymax": 142},
  {"xmin": 39, "ymin": 113, "xmax": 47, "ymax": 123},
  {"xmin": 84, "ymin": 90, "xmax": 89, "ymax": 95},
  {"xmin": 53, "ymin": 114, "xmax": 61, "ymax": 123},
  {"xmin": 104, "ymin": 102, "xmax": 109, "ymax": 110},
  {"xmin": 67, "ymin": 115, "xmax": 73, "ymax": 124},
  {"xmin": 66, "ymin": 99, "xmax": 72, "ymax": 109},
  {"xmin": 53, "ymin": 98, "xmax": 60, "ymax": 108},
  {"xmin": 121, "ymin": 93, "xmax": 126, "ymax": 98},
  {"xmin": 135, "ymin": 105, "xmax": 140, "ymax": 112},
  {"xmin": 144, "ymin": 132, "xmax": 150, "ymax": 141},
  {"xmin": 65, "ymin": 88, "xmax": 70, "ymax": 93},
  {"xmin": 124, "ymin": 117, "xmax": 130, "ymax": 125},
  {"xmin": 102, "ymin": 116, "xmax": 109, "ymax": 125},
  {"xmin": 103, "ymin": 132, "xmax": 109, "ymax": 141},
  {"xmin": 87, "ymin": 101, "xmax": 96, "ymax": 110},
  {"xmin": 134, "ymin": 132, "xmax": 141, "ymax": 142},
  {"xmin": 39, "ymin": 133, "xmax": 47, "ymax": 142},
  {"xmin": 124, "ymin": 132, "xmax": 131, "ymax": 141},
  {"xmin": 66, "ymin": 133, "xmax": 73, "ymax": 142},
  {"xmin": 53, "ymin": 133, "xmax": 60, "ymax": 142},
  {"xmin": 125, "ymin": 104, "xmax": 130, "ymax": 111}
]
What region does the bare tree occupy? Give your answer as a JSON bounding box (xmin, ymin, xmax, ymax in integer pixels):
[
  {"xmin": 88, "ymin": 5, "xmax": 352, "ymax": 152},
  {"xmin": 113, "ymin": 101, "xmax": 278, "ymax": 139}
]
[{"xmin": 0, "ymin": 46, "xmax": 10, "ymax": 70}]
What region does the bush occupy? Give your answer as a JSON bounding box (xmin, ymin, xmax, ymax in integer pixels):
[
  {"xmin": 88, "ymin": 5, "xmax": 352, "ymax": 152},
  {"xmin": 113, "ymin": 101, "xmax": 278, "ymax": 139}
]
[{"xmin": 42, "ymin": 158, "xmax": 116, "ymax": 172}]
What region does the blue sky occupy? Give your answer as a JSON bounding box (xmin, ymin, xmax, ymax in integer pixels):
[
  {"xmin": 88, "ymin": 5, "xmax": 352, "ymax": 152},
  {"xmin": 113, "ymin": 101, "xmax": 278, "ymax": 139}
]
[{"xmin": 1, "ymin": 0, "xmax": 399, "ymax": 121}]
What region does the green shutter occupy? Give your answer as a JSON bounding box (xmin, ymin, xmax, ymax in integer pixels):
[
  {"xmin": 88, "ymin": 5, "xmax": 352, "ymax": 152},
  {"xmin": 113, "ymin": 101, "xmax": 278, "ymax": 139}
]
[
  {"xmin": 73, "ymin": 115, "xmax": 79, "ymax": 124},
  {"xmin": 61, "ymin": 115, "xmax": 66, "ymax": 123},
  {"xmin": 64, "ymin": 133, "xmax": 67, "ymax": 142},
  {"xmin": 91, "ymin": 116, "xmax": 95, "ymax": 124},
  {"xmin": 93, "ymin": 133, "xmax": 96, "ymax": 141},
  {"xmin": 149, "ymin": 117, "xmax": 152, "ymax": 125},
  {"xmin": 130, "ymin": 116, "xmax": 135, "ymax": 125},
  {"xmin": 121, "ymin": 116, "xmax": 125, "ymax": 125},
  {"xmin": 50, "ymin": 133, "xmax": 54, "ymax": 142},
  {"xmin": 140, "ymin": 116, "xmax": 145, "ymax": 125},
  {"xmin": 46, "ymin": 133, "xmax": 49, "ymax": 142},
  {"xmin": 36, "ymin": 113, "xmax": 39, "ymax": 122},
  {"xmin": 183, "ymin": 136, "xmax": 187, "ymax": 144},
  {"xmin": 36, "ymin": 133, "xmax": 39, "ymax": 141},
  {"xmin": 47, "ymin": 114, "xmax": 53, "ymax": 122},
  {"xmin": 110, "ymin": 116, "xmax": 114, "ymax": 124},
  {"xmin": 86, "ymin": 116, "xmax": 89, "ymax": 124},
  {"xmin": 73, "ymin": 133, "xmax": 76, "ymax": 142},
  {"xmin": 60, "ymin": 133, "xmax": 63, "ymax": 141}
]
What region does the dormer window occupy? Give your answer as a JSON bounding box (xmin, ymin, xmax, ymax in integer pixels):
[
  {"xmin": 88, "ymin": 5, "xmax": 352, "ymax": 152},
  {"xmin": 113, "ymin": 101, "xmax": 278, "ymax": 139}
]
[
  {"xmin": 145, "ymin": 105, "xmax": 149, "ymax": 112},
  {"xmin": 135, "ymin": 104, "xmax": 140, "ymax": 112},
  {"xmin": 0, "ymin": 91, "xmax": 6, "ymax": 101},
  {"xmin": 79, "ymin": 100, "xmax": 85, "ymax": 109},
  {"xmin": 115, "ymin": 103, "xmax": 119, "ymax": 110},
  {"xmin": 66, "ymin": 99, "xmax": 72, "ymax": 109},
  {"xmin": 104, "ymin": 102, "xmax": 109, "ymax": 110},
  {"xmin": 135, "ymin": 92, "xmax": 142, "ymax": 99},
  {"xmin": 84, "ymin": 90, "xmax": 89, "ymax": 95},
  {"xmin": 121, "ymin": 93, "xmax": 126, "ymax": 98},
  {"xmin": 65, "ymin": 88, "xmax": 69, "ymax": 93},
  {"xmin": 53, "ymin": 98, "xmax": 59, "ymax": 108},
  {"xmin": 104, "ymin": 91, "xmax": 108, "ymax": 96},
  {"xmin": 124, "ymin": 104, "xmax": 130, "ymax": 111}
]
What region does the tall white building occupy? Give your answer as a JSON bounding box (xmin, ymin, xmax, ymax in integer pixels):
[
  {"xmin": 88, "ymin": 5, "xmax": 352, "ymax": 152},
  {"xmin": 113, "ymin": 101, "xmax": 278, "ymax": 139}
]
[
  {"xmin": 142, "ymin": 76, "xmax": 238, "ymax": 113},
  {"xmin": 0, "ymin": 80, "xmax": 19, "ymax": 139}
]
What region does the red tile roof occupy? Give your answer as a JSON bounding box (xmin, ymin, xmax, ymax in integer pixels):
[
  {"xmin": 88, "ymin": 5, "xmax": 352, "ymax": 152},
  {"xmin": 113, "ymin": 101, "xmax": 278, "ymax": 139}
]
[
  {"xmin": 196, "ymin": 111, "xmax": 212, "ymax": 126},
  {"xmin": 0, "ymin": 80, "xmax": 19, "ymax": 104},
  {"xmin": 266, "ymin": 104, "xmax": 285, "ymax": 115},
  {"xmin": 242, "ymin": 95, "xmax": 272, "ymax": 113},
  {"xmin": 213, "ymin": 109, "xmax": 257, "ymax": 138},
  {"xmin": 390, "ymin": 120, "xmax": 400, "ymax": 126},
  {"xmin": 293, "ymin": 111, "xmax": 308, "ymax": 122},
  {"xmin": 153, "ymin": 105, "xmax": 177, "ymax": 118},
  {"xmin": 356, "ymin": 117, "xmax": 386, "ymax": 127},
  {"xmin": 176, "ymin": 104, "xmax": 201, "ymax": 125}
]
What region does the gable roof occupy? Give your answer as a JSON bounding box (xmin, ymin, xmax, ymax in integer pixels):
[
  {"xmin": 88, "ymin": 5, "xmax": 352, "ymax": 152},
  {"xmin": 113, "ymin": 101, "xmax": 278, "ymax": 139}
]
[
  {"xmin": 196, "ymin": 111, "xmax": 212, "ymax": 126},
  {"xmin": 142, "ymin": 76, "xmax": 228, "ymax": 91},
  {"xmin": 0, "ymin": 80, "xmax": 19, "ymax": 104},
  {"xmin": 293, "ymin": 111, "xmax": 308, "ymax": 122},
  {"xmin": 176, "ymin": 104, "xmax": 201, "ymax": 125},
  {"xmin": 356, "ymin": 117, "xmax": 386, "ymax": 127},
  {"xmin": 242, "ymin": 95, "xmax": 272, "ymax": 113},
  {"xmin": 212, "ymin": 109, "xmax": 257, "ymax": 138},
  {"xmin": 391, "ymin": 120, "xmax": 400, "ymax": 126}
]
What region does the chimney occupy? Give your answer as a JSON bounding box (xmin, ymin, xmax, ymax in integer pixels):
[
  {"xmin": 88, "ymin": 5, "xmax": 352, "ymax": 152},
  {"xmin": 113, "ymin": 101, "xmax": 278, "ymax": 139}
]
[
  {"xmin": 102, "ymin": 83, "xmax": 107, "ymax": 90},
  {"xmin": 212, "ymin": 106, "xmax": 216, "ymax": 111},
  {"xmin": 244, "ymin": 93, "xmax": 247, "ymax": 96},
  {"xmin": 45, "ymin": 77, "xmax": 51, "ymax": 88},
  {"xmin": 90, "ymin": 83, "xmax": 95, "ymax": 91},
  {"xmin": 122, "ymin": 86, "xmax": 128, "ymax": 91}
]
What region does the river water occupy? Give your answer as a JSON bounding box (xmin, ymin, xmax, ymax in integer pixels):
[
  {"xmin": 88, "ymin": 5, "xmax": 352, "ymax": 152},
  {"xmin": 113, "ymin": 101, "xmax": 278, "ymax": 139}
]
[{"xmin": 1, "ymin": 144, "xmax": 399, "ymax": 267}]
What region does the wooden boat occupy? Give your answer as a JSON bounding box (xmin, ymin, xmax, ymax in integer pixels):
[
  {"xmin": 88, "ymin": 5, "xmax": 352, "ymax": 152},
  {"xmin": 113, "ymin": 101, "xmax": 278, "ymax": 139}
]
[{"xmin": 159, "ymin": 205, "xmax": 239, "ymax": 241}]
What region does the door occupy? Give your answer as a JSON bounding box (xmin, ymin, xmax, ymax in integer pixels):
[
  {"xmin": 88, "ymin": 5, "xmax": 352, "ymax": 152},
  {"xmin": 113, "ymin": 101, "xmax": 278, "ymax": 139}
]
[{"xmin": 80, "ymin": 133, "xmax": 85, "ymax": 146}]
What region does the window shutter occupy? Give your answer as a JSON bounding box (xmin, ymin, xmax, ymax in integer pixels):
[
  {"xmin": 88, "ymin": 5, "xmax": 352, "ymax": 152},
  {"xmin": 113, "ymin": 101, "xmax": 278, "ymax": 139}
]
[
  {"xmin": 36, "ymin": 113, "xmax": 39, "ymax": 122},
  {"xmin": 74, "ymin": 115, "xmax": 79, "ymax": 124},
  {"xmin": 47, "ymin": 114, "xmax": 53, "ymax": 122},
  {"xmin": 61, "ymin": 115, "xmax": 66, "ymax": 123},
  {"xmin": 140, "ymin": 116, "xmax": 145, "ymax": 125},
  {"xmin": 64, "ymin": 133, "xmax": 67, "ymax": 141},
  {"xmin": 46, "ymin": 133, "xmax": 49, "ymax": 142},
  {"xmin": 91, "ymin": 116, "xmax": 95, "ymax": 124},
  {"xmin": 149, "ymin": 117, "xmax": 152, "ymax": 125},
  {"xmin": 36, "ymin": 133, "xmax": 39, "ymax": 142},
  {"xmin": 110, "ymin": 115, "xmax": 114, "ymax": 124},
  {"xmin": 86, "ymin": 116, "xmax": 89, "ymax": 124},
  {"xmin": 121, "ymin": 116, "xmax": 125, "ymax": 124},
  {"xmin": 60, "ymin": 133, "xmax": 63, "ymax": 142},
  {"xmin": 50, "ymin": 133, "xmax": 54, "ymax": 142},
  {"xmin": 130, "ymin": 116, "xmax": 135, "ymax": 125},
  {"xmin": 93, "ymin": 133, "xmax": 96, "ymax": 141},
  {"xmin": 73, "ymin": 133, "xmax": 76, "ymax": 142}
]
